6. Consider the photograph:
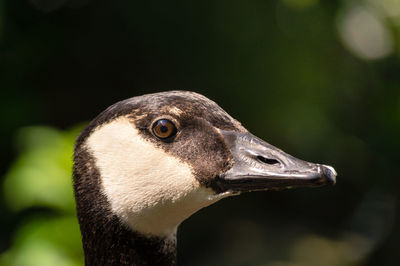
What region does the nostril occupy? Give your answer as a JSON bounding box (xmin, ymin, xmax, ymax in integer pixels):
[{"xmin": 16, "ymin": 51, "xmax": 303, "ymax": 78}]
[{"xmin": 257, "ymin": 156, "xmax": 280, "ymax": 165}]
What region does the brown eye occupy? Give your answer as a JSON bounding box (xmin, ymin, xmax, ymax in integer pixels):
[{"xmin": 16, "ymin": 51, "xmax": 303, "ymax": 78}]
[{"xmin": 152, "ymin": 119, "xmax": 177, "ymax": 140}]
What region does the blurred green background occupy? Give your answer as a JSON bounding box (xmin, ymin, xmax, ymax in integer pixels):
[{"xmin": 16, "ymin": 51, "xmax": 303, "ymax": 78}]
[{"xmin": 1, "ymin": 0, "xmax": 399, "ymax": 265}]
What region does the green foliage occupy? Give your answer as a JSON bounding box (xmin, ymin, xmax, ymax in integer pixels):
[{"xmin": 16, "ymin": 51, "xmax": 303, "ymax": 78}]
[{"xmin": 1, "ymin": 126, "xmax": 85, "ymax": 266}]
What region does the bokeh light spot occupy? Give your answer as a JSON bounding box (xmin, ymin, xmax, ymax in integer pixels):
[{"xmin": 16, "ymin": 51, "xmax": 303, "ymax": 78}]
[{"xmin": 337, "ymin": 5, "xmax": 393, "ymax": 60}]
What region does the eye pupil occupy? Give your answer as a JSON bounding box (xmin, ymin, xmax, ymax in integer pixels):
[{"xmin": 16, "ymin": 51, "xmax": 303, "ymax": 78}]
[
  {"xmin": 160, "ymin": 125, "xmax": 168, "ymax": 133},
  {"xmin": 152, "ymin": 119, "xmax": 177, "ymax": 141}
]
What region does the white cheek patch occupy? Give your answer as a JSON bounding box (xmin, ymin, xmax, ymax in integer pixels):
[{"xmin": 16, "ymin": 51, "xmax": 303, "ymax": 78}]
[{"xmin": 86, "ymin": 117, "xmax": 230, "ymax": 237}]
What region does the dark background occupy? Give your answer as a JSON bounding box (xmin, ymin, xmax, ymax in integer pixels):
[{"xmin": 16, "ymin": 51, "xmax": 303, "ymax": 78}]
[{"xmin": 1, "ymin": 0, "xmax": 399, "ymax": 265}]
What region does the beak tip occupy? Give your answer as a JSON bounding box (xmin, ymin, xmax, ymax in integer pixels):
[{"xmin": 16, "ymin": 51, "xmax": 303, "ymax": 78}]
[{"xmin": 321, "ymin": 164, "xmax": 337, "ymax": 185}]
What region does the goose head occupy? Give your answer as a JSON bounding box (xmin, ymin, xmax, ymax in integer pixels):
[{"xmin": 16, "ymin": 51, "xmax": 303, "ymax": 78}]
[{"xmin": 73, "ymin": 90, "xmax": 336, "ymax": 264}]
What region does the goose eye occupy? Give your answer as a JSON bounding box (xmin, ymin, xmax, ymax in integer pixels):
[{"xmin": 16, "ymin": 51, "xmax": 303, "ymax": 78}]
[{"xmin": 152, "ymin": 119, "xmax": 177, "ymax": 140}]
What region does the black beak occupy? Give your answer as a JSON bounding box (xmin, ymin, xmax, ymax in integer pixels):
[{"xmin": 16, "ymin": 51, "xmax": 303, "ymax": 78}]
[{"xmin": 216, "ymin": 130, "xmax": 336, "ymax": 193}]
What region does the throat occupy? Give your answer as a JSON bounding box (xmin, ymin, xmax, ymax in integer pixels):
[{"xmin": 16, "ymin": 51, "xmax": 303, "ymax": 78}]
[{"xmin": 80, "ymin": 215, "xmax": 177, "ymax": 266}]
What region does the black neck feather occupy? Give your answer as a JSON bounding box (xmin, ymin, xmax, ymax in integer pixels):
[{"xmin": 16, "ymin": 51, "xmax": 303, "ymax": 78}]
[{"xmin": 73, "ymin": 147, "xmax": 177, "ymax": 266}]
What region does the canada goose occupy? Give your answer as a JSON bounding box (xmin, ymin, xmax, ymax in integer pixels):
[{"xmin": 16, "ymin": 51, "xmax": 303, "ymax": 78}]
[{"xmin": 73, "ymin": 91, "xmax": 336, "ymax": 265}]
